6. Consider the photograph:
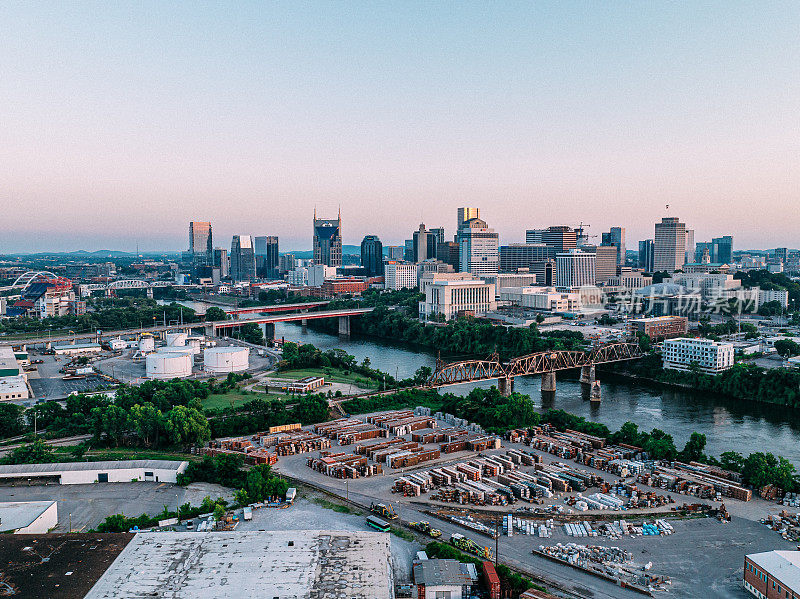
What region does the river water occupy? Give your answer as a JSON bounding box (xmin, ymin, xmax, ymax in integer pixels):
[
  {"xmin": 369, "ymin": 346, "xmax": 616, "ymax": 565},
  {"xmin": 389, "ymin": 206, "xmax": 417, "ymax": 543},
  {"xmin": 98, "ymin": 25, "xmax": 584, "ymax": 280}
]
[{"xmin": 273, "ymin": 321, "xmax": 800, "ymax": 466}]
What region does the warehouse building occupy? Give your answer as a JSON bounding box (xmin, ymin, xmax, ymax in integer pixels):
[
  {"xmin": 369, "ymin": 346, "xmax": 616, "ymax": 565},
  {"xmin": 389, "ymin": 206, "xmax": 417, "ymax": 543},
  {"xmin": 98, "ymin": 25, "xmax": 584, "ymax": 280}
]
[
  {"xmin": 0, "ymin": 501, "xmax": 58, "ymax": 533},
  {"xmin": 53, "ymin": 342, "xmax": 102, "ymax": 355},
  {"xmin": 413, "ymin": 558, "xmax": 477, "ymax": 599},
  {"xmin": 85, "ymin": 530, "xmax": 395, "ymax": 599},
  {"xmin": 744, "ymin": 550, "xmax": 800, "ymax": 599},
  {"xmin": 0, "ymin": 460, "xmax": 188, "ymax": 485}
]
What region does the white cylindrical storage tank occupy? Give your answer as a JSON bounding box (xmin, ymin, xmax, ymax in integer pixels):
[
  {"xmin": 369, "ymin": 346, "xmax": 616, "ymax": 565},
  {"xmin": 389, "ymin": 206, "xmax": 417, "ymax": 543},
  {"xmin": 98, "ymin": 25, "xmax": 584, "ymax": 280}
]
[
  {"xmin": 165, "ymin": 332, "xmax": 188, "ymax": 347},
  {"xmin": 186, "ymin": 337, "xmax": 202, "ymax": 355},
  {"xmin": 138, "ymin": 337, "xmax": 155, "ymax": 353},
  {"xmin": 204, "ymin": 346, "xmax": 249, "ymax": 373},
  {"xmin": 146, "ymin": 352, "xmax": 192, "ymax": 379}
]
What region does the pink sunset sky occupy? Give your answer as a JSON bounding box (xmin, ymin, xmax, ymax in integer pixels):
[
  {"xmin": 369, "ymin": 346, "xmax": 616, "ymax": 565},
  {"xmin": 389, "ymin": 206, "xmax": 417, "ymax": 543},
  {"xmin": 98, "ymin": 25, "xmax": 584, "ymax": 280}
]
[{"xmin": 1, "ymin": 2, "xmax": 798, "ymax": 252}]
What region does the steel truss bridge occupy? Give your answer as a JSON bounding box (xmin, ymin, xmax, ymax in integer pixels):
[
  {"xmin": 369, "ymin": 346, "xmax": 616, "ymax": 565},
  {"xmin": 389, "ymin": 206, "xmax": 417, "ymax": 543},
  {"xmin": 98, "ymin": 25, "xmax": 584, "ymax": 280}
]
[{"xmin": 427, "ymin": 342, "xmax": 643, "ymax": 392}]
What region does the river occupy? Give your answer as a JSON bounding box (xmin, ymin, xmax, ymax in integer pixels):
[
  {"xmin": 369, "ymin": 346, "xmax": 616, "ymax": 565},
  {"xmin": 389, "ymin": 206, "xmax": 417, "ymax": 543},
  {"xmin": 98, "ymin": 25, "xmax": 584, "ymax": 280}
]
[{"xmin": 273, "ymin": 321, "xmax": 800, "ymax": 466}]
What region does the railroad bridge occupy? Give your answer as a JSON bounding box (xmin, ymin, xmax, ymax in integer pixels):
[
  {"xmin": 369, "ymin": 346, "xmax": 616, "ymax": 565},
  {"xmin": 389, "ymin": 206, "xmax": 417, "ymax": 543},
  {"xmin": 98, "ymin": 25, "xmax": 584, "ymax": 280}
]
[{"xmin": 427, "ymin": 342, "xmax": 643, "ymax": 402}]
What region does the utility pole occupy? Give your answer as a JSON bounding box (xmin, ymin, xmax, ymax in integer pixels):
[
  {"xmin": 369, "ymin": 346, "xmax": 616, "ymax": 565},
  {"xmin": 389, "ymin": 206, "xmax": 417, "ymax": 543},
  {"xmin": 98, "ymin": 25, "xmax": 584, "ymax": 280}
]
[{"xmin": 495, "ymin": 518, "xmax": 499, "ymax": 567}]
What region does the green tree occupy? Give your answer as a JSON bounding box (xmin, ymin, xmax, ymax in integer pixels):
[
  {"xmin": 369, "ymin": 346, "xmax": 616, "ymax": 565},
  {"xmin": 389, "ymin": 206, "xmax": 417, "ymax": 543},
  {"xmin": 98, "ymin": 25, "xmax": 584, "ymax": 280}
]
[
  {"xmin": 165, "ymin": 405, "xmax": 211, "ymax": 448},
  {"xmin": 129, "ymin": 403, "xmax": 164, "ymax": 447},
  {"xmin": 99, "ymin": 405, "xmax": 130, "ymax": 446},
  {"xmin": 774, "ymin": 339, "xmax": 800, "ymax": 358},
  {"xmin": 0, "ymin": 403, "xmax": 24, "ymax": 438},
  {"xmin": 719, "ymin": 451, "xmax": 745, "ymax": 472},
  {"xmin": 5, "ymin": 438, "xmax": 57, "ymax": 464},
  {"xmin": 679, "ymin": 432, "xmax": 706, "ymax": 463},
  {"xmin": 205, "ymin": 307, "xmax": 228, "ymax": 321}
]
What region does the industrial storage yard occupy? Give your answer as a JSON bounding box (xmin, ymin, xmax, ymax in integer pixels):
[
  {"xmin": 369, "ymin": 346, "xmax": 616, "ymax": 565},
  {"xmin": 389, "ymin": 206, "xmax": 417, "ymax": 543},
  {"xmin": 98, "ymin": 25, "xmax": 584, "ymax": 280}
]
[{"xmin": 216, "ymin": 407, "xmax": 796, "ymax": 599}]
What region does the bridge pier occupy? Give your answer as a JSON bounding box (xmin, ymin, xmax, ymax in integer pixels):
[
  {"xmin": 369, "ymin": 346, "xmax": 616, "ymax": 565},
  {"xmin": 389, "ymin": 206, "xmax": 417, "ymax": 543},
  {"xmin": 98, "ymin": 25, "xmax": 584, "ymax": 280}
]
[
  {"xmin": 105, "ymin": 288, "xmax": 113, "ymax": 298},
  {"xmin": 590, "ymin": 380, "xmax": 602, "ymax": 403},
  {"xmin": 301, "ymin": 318, "xmax": 308, "ymax": 331},
  {"xmin": 146, "ymin": 287, "xmax": 154, "ymax": 299},
  {"xmin": 204, "ymin": 324, "xmax": 215, "ymax": 338},
  {"xmin": 497, "ymin": 376, "xmax": 514, "ymax": 396},
  {"xmin": 338, "ymin": 316, "xmax": 351, "ymax": 337},
  {"xmin": 261, "ymin": 323, "xmax": 275, "ymax": 343},
  {"xmin": 580, "ymin": 364, "xmax": 595, "ymax": 386},
  {"xmin": 541, "ymin": 371, "xmax": 556, "ymax": 393}
]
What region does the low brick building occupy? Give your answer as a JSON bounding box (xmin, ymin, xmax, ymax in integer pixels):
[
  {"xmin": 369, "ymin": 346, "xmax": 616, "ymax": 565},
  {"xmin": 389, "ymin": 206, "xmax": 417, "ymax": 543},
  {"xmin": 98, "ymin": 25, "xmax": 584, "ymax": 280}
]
[{"xmin": 744, "ymin": 550, "xmax": 800, "ymax": 599}]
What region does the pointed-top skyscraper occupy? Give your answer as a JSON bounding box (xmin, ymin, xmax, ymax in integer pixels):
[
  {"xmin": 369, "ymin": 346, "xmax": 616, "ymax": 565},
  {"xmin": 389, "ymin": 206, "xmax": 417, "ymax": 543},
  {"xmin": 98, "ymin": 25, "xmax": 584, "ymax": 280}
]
[{"xmin": 313, "ymin": 209, "xmax": 342, "ymax": 266}]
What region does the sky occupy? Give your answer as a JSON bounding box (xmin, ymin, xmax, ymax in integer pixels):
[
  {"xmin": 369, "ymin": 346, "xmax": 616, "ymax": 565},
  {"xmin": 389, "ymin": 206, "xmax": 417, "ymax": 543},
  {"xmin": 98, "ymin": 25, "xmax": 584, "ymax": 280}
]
[{"xmin": 1, "ymin": 1, "xmax": 798, "ymax": 253}]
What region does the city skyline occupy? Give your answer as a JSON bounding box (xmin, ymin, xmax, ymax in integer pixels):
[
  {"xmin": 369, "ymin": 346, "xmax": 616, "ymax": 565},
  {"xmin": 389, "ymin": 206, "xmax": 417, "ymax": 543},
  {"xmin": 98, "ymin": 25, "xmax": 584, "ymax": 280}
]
[{"xmin": 2, "ymin": 2, "xmax": 799, "ymax": 252}]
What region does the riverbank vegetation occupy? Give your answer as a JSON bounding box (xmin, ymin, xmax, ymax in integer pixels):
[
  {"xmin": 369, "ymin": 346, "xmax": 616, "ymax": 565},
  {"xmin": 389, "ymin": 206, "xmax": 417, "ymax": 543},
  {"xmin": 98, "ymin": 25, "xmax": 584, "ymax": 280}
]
[{"xmin": 608, "ymin": 353, "xmax": 800, "ymax": 408}]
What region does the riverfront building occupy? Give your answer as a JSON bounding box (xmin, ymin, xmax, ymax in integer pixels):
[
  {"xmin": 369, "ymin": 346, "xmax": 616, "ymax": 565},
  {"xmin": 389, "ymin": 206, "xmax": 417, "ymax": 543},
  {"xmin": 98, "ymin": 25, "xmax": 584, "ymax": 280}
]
[
  {"xmin": 419, "ymin": 278, "xmax": 496, "ymax": 321},
  {"xmin": 662, "ymin": 338, "xmax": 734, "ymax": 374}
]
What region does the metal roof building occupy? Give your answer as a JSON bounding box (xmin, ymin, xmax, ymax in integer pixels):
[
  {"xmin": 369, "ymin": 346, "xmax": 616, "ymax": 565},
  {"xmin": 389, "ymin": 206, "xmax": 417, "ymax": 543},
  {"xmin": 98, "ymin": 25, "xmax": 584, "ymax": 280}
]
[
  {"xmin": 0, "ymin": 460, "xmax": 188, "ymax": 485},
  {"xmin": 85, "ymin": 530, "xmax": 394, "ymax": 599},
  {"xmin": 413, "ymin": 559, "xmax": 475, "ymax": 599},
  {"xmin": 0, "ymin": 501, "xmax": 58, "ymax": 534}
]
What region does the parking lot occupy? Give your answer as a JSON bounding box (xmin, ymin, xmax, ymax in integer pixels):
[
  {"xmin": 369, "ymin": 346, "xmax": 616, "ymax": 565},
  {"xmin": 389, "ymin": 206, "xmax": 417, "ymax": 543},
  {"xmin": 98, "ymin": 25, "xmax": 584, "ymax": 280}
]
[{"xmin": 0, "ymin": 481, "xmax": 234, "ymax": 532}]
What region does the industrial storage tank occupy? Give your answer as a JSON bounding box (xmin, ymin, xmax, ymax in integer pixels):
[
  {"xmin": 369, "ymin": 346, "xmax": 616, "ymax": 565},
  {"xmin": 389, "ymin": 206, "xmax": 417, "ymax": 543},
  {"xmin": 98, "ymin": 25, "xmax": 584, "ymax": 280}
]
[
  {"xmin": 146, "ymin": 352, "xmax": 192, "ymax": 379},
  {"xmin": 138, "ymin": 336, "xmax": 155, "ymax": 353},
  {"xmin": 186, "ymin": 337, "xmax": 203, "ymax": 355},
  {"xmin": 165, "ymin": 332, "xmax": 188, "ymax": 347},
  {"xmin": 204, "ymin": 346, "xmax": 249, "ymax": 373}
]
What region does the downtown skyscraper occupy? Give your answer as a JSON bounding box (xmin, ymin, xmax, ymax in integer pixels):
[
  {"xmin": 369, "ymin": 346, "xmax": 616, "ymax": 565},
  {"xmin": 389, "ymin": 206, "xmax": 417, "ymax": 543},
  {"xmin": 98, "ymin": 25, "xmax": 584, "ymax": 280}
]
[{"xmin": 313, "ymin": 209, "xmax": 342, "ymax": 267}]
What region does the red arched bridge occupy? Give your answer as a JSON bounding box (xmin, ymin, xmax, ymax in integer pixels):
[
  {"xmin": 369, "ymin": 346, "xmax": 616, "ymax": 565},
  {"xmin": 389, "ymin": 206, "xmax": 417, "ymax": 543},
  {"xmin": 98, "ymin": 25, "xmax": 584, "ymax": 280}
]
[{"xmin": 427, "ymin": 342, "xmax": 643, "ymax": 398}]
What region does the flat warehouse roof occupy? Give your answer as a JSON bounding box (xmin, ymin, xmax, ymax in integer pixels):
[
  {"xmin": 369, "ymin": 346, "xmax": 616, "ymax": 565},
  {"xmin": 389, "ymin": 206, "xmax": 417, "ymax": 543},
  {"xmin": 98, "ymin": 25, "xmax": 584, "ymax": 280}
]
[
  {"xmin": 0, "ymin": 501, "xmax": 56, "ymax": 532},
  {"xmin": 85, "ymin": 530, "xmax": 394, "ymax": 599},
  {"xmin": 0, "ymin": 459, "xmax": 187, "ymax": 476}
]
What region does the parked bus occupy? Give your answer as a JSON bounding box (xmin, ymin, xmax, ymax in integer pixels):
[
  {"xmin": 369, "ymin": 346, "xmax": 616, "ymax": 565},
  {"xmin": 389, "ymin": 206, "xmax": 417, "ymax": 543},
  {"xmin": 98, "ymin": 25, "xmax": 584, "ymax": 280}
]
[{"xmin": 366, "ymin": 515, "xmax": 390, "ymax": 532}]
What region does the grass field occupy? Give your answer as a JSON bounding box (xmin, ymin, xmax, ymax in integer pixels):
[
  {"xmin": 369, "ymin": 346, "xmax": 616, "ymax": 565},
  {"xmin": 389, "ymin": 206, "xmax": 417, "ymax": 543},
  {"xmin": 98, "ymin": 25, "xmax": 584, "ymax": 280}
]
[
  {"xmin": 201, "ymin": 390, "xmax": 287, "ymax": 411},
  {"xmin": 54, "ymin": 447, "xmax": 198, "ymax": 462},
  {"xmin": 270, "ymin": 367, "xmax": 379, "ymax": 389}
]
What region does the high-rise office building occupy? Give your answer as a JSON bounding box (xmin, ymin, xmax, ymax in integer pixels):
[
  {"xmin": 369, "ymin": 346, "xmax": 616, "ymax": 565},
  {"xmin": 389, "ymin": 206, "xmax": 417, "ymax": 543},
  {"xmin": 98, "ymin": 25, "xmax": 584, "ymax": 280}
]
[
  {"xmin": 776, "ymin": 247, "xmax": 789, "ymax": 264},
  {"xmin": 360, "ymin": 235, "xmax": 384, "ymax": 276},
  {"xmin": 457, "ymin": 208, "xmax": 480, "ymax": 233},
  {"xmin": 542, "ymin": 226, "xmax": 578, "ymax": 253},
  {"xmin": 653, "ymin": 217, "xmax": 686, "ymax": 272},
  {"xmin": 556, "ymin": 250, "xmax": 596, "ymax": 288},
  {"xmin": 638, "ymin": 240, "xmax": 655, "ymax": 272},
  {"xmin": 601, "ymin": 227, "xmax": 626, "ymax": 266},
  {"xmin": 436, "ymin": 241, "xmax": 460, "ymax": 271},
  {"xmin": 230, "ymin": 235, "xmax": 256, "ymax": 282},
  {"xmin": 594, "ymin": 245, "xmax": 619, "ymax": 284},
  {"xmin": 313, "ymin": 209, "xmax": 342, "ymax": 267},
  {"xmin": 498, "ymin": 244, "xmax": 552, "ymax": 272},
  {"xmin": 712, "ymin": 236, "xmax": 733, "ymax": 264},
  {"xmin": 213, "ymin": 248, "xmax": 228, "ymax": 279},
  {"xmin": 458, "ymin": 217, "xmax": 499, "ymax": 277},
  {"xmin": 278, "ymin": 253, "xmax": 297, "ymax": 274},
  {"xmin": 412, "ymin": 223, "xmax": 437, "ymax": 262},
  {"xmin": 189, "ymin": 221, "xmax": 213, "ymax": 267},
  {"xmin": 684, "ymin": 230, "xmax": 695, "ymax": 264},
  {"xmin": 386, "ymin": 245, "xmax": 405, "ymax": 261},
  {"xmin": 254, "ymin": 236, "xmax": 279, "ymax": 279},
  {"xmin": 430, "ymin": 227, "xmax": 446, "ymax": 246},
  {"xmin": 525, "ymin": 229, "xmax": 545, "ymax": 244},
  {"xmin": 403, "ymin": 239, "xmax": 414, "ymax": 262}
]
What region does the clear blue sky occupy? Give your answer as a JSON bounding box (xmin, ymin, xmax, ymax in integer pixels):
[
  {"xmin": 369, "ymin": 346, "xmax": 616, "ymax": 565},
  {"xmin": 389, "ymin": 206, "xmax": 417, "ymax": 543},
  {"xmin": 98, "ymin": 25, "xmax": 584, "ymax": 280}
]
[{"xmin": 1, "ymin": 1, "xmax": 798, "ymax": 252}]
